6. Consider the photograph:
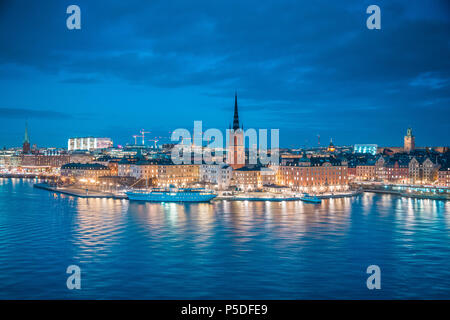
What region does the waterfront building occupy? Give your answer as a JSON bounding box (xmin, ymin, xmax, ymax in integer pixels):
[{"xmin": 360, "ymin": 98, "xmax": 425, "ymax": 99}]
[
  {"xmin": 129, "ymin": 160, "xmax": 159, "ymax": 181},
  {"xmin": 408, "ymin": 157, "xmax": 439, "ymax": 184},
  {"xmin": 226, "ymin": 93, "xmax": 245, "ymax": 169},
  {"xmin": 118, "ymin": 156, "xmax": 140, "ymax": 177},
  {"xmin": 347, "ymin": 163, "xmax": 357, "ymax": 180},
  {"xmin": 157, "ymin": 163, "xmax": 200, "ymax": 187},
  {"xmin": 233, "ymin": 165, "xmax": 262, "ymax": 191},
  {"xmin": 260, "ymin": 167, "xmax": 277, "ymax": 186},
  {"xmin": 356, "ymin": 162, "xmax": 376, "ymax": 181},
  {"xmin": 277, "ymin": 156, "xmax": 348, "ymax": 193},
  {"xmin": 438, "ymin": 166, "xmax": 450, "ymax": 187},
  {"xmin": 199, "ymin": 163, "xmax": 233, "ymax": 189},
  {"xmin": 404, "ymin": 128, "xmax": 415, "ymax": 153},
  {"xmin": 375, "ymin": 156, "xmax": 387, "ymax": 181},
  {"xmin": 60, "ymin": 163, "xmax": 111, "ymax": 180},
  {"xmin": 68, "ymin": 137, "xmax": 113, "ymax": 151},
  {"xmin": 383, "ymin": 158, "xmax": 409, "ymax": 183},
  {"xmin": 21, "ymin": 154, "xmax": 71, "ymax": 168},
  {"xmin": 0, "ymin": 150, "xmax": 21, "ymax": 169}
]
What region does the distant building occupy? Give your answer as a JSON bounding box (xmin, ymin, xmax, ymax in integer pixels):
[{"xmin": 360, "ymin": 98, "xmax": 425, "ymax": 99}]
[
  {"xmin": 226, "ymin": 93, "xmax": 245, "ymax": 169},
  {"xmin": 21, "ymin": 154, "xmax": 70, "ymax": 168},
  {"xmin": 354, "ymin": 144, "xmax": 377, "ymax": 155},
  {"xmin": 68, "ymin": 137, "xmax": 113, "ymax": 151},
  {"xmin": 404, "ymin": 128, "xmax": 415, "ymax": 153},
  {"xmin": 60, "ymin": 163, "xmax": 111, "ymax": 179},
  {"xmin": 327, "ymin": 139, "xmax": 336, "ymax": 153},
  {"xmin": 69, "ymin": 152, "xmax": 95, "ymax": 164}
]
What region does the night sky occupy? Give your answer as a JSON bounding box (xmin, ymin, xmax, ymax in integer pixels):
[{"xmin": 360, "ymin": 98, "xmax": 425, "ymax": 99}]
[{"xmin": 0, "ymin": 0, "xmax": 449, "ymax": 148}]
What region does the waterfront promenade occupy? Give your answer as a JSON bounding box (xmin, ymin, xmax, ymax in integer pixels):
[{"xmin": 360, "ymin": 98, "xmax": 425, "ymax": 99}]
[
  {"xmin": 33, "ymin": 182, "xmax": 371, "ymax": 202},
  {"xmin": 34, "ymin": 183, "xmax": 127, "ymax": 199}
]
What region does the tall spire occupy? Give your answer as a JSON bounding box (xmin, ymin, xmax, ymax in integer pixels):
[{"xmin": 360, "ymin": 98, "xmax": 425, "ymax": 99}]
[
  {"xmin": 232, "ymin": 92, "xmax": 240, "ymax": 130},
  {"xmin": 24, "ymin": 121, "xmax": 29, "ymax": 143}
]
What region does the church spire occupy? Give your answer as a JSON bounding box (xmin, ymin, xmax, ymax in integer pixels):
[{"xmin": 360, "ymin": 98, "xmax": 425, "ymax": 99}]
[
  {"xmin": 24, "ymin": 121, "xmax": 29, "ymax": 143},
  {"xmin": 22, "ymin": 121, "xmax": 31, "ymax": 154},
  {"xmin": 232, "ymin": 92, "xmax": 240, "ymax": 130}
]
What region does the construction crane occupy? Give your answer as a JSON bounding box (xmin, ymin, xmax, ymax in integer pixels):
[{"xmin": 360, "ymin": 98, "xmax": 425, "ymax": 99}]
[
  {"xmin": 132, "ymin": 134, "xmax": 141, "ymax": 145},
  {"xmin": 148, "ymin": 138, "xmax": 159, "ymax": 149},
  {"xmin": 140, "ymin": 129, "xmax": 150, "ymax": 145}
]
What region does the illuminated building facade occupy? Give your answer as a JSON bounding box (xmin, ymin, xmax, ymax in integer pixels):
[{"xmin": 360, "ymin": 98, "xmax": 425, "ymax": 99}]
[
  {"xmin": 21, "ymin": 154, "xmax": 71, "ymax": 168},
  {"xmin": 355, "ymin": 163, "xmax": 376, "ymax": 181},
  {"xmin": 233, "ymin": 166, "xmax": 262, "ymax": 191},
  {"xmin": 157, "ymin": 164, "xmax": 200, "ymax": 187},
  {"xmin": 354, "ymin": 144, "xmax": 378, "ymax": 155},
  {"xmin": 60, "ymin": 163, "xmax": 111, "ymax": 179},
  {"xmin": 277, "ymin": 156, "xmax": 349, "ymax": 192},
  {"xmin": 68, "ymin": 137, "xmax": 113, "ymax": 151},
  {"xmin": 438, "ymin": 166, "xmax": 450, "ymax": 187},
  {"xmin": 200, "ymin": 163, "xmax": 233, "ymax": 189},
  {"xmin": 409, "ymin": 157, "xmax": 439, "ymax": 183}
]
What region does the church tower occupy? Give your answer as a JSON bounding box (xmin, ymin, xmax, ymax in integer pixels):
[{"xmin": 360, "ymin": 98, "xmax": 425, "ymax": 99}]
[
  {"xmin": 227, "ymin": 93, "xmax": 245, "ymax": 169},
  {"xmin": 22, "ymin": 122, "xmax": 31, "ymax": 154},
  {"xmin": 404, "ymin": 127, "xmax": 415, "ymax": 153}
]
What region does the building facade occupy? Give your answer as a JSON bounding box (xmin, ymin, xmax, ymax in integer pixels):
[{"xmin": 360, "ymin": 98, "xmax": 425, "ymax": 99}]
[
  {"xmin": 68, "ymin": 137, "xmax": 113, "ymax": 151},
  {"xmin": 277, "ymin": 156, "xmax": 348, "ymax": 193},
  {"xmin": 60, "ymin": 163, "xmax": 111, "ymax": 179}
]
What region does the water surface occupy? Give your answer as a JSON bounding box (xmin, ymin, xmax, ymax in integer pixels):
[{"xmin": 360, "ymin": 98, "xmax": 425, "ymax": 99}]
[{"xmin": 0, "ymin": 179, "xmax": 449, "ymax": 299}]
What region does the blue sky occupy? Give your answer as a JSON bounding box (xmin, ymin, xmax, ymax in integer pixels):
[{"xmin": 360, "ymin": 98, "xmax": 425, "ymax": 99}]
[{"xmin": 0, "ymin": 0, "xmax": 449, "ymax": 148}]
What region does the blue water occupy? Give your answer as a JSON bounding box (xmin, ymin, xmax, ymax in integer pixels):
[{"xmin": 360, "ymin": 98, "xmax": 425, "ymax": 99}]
[{"xmin": 0, "ymin": 178, "xmax": 449, "ymax": 299}]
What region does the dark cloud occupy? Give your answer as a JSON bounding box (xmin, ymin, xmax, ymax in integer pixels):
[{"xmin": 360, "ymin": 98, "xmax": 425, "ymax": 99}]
[
  {"xmin": 0, "ymin": 108, "xmax": 70, "ymax": 119},
  {"xmin": 0, "ymin": 0, "xmax": 448, "ymax": 147}
]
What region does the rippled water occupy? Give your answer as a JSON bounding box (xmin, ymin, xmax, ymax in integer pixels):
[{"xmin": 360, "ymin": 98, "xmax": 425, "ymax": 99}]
[{"xmin": 0, "ymin": 178, "xmax": 449, "ymax": 299}]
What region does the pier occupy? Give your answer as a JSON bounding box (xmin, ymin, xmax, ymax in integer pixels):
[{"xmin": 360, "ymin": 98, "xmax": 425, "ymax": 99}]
[{"xmin": 33, "ymin": 183, "xmax": 127, "ymax": 199}]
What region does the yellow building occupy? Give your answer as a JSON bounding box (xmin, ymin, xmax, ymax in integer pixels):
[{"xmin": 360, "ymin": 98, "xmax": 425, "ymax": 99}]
[{"xmin": 277, "ymin": 156, "xmax": 348, "ymax": 193}]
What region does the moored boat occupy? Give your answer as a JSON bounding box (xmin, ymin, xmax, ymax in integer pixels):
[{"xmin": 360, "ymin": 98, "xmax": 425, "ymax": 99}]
[
  {"xmin": 126, "ymin": 187, "xmax": 217, "ymax": 202},
  {"xmin": 299, "ymin": 193, "xmax": 321, "ymax": 204}
]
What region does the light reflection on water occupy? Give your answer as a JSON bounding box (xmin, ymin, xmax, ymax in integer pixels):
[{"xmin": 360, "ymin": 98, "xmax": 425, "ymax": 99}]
[{"xmin": 0, "ymin": 179, "xmax": 449, "ymax": 299}]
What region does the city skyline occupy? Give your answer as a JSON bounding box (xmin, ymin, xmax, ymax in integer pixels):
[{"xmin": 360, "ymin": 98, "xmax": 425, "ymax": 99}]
[{"xmin": 1, "ymin": 0, "xmax": 449, "ymax": 148}]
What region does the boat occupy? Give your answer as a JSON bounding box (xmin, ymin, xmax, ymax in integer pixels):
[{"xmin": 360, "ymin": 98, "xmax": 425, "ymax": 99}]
[
  {"xmin": 400, "ymin": 192, "xmax": 449, "ymax": 201},
  {"xmin": 299, "ymin": 193, "xmax": 321, "ymax": 204},
  {"xmin": 126, "ymin": 186, "xmax": 217, "ymax": 202}
]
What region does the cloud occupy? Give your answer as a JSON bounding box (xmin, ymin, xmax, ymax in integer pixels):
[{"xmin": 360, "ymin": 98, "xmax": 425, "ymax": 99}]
[
  {"xmin": 0, "ymin": 107, "xmax": 70, "ymax": 119},
  {"xmin": 0, "ymin": 0, "xmax": 449, "ymax": 146},
  {"xmin": 409, "ymin": 72, "xmax": 450, "ymax": 89}
]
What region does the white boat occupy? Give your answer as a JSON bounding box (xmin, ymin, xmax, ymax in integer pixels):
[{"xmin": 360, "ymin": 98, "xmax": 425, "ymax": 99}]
[
  {"xmin": 126, "ymin": 187, "xmax": 217, "ymax": 203},
  {"xmin": 299, "ymin": 193, "xmax": 321, "ymax": 204}
]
